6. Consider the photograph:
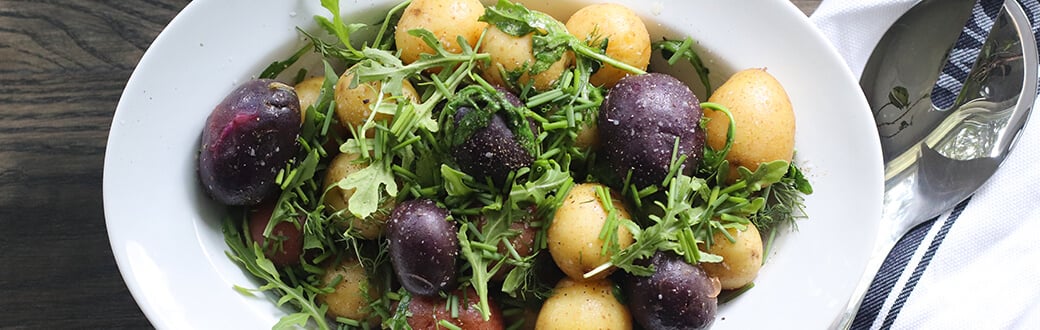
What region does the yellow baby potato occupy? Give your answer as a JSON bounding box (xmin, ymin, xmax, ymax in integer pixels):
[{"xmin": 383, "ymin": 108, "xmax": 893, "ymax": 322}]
[
  {"xmin": 535, "ymin": 278, "xmax": 632, "ymax": 330},
  {"xmin": 394, "ymin": 0, "xmax": 486, "ymax": 65},
  {"xmin": 293, "ymin": 76, "xmax": 324, "ymax": 123},
  {"xmin": 323, "ymin": 151, "xmax": 393, "ymax": 239},
  {"xmin": 480, "ymin": 24, "xmax": 572, "ymax": 91},
  {"xmin": 319, "ymin": 258, "xmax": 379, "ymax": 321},
  {"xmin": 548, "ymin": 183, "xmax": 633, "ymax": 281},
  {"xmin": 701, "ymin": 223, "xmax": 764, "ymax": 290},
  {"xmin": 705, "ymin": 68, "xmax": 795, "ymax": 179},
  {"xmin": 334, "ymin": 64, "xmax": 419, "ymax": 135},
  {"xmin": 565, "ymin": 3, "xmax": 651, "ymax": 87}
]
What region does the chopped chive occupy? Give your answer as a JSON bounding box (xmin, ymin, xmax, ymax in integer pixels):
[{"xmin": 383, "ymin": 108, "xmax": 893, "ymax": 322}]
[
  {"xmin": 542, "ymin": 120, "xmax": 568, "ymax": 131},
  {"xmin": 438, "ymin": 320, "xmax": 462, "ymax": 330}
]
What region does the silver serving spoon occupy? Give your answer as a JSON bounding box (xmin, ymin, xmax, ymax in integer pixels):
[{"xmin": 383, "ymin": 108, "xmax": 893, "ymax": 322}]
[{"xmin": 834, "ymin": 0, "xmax": 1037, "ymax": 328}]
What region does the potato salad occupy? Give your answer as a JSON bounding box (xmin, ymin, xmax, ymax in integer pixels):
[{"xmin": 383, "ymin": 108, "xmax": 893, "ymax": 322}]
[{"xmin": 196, "ymin": 0, "xmax": 813, "ymax": 329}]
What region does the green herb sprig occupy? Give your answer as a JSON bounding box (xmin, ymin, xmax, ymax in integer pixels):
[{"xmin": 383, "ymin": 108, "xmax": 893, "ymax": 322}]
[{"xmin": 224, "ymin": 215, "xmax": 331, "ymax": 330}]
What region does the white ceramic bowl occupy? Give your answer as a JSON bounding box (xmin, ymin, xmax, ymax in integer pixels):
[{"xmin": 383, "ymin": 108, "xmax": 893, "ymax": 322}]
[{"xmin": 104, "ymin": 0, "xmax": 884, "ymax": 328}]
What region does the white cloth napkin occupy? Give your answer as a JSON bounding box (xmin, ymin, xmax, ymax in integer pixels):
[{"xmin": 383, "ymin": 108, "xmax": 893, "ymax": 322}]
[{"xmin": 811, "ymin": 0, "xmax": 1040, "ymax": 329}]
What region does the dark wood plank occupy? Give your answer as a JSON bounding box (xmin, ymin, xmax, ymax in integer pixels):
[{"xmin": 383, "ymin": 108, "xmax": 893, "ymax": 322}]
[
  {"xmin": 0, "ymin": 0, "xmax": 188, "ymax": 328},
  {"xmin": 0, "ymin": 0, "xmax": 820, "ymax": 327}
]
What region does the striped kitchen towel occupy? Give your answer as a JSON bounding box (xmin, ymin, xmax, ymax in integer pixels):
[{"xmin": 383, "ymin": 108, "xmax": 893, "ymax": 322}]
[{"xmin": 812, "ymin": 0, "xmax": 1040, "ymax": 329}]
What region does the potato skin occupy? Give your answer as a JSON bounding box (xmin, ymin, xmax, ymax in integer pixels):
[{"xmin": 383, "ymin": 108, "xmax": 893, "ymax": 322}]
[
  {"xmin": 319, "ymin": 258, "xmax": 379, "ymax": 321},
  {"xmin": 705, "ymin": 68, "xmax": 795, "ymax": 178},
  {"xmin": 624, "ymin": 252, "xmax": 720, "ymax": 330},
  {"xmin": 599, "ymin": 73, "xmax": 705, "ymax": 188},
  {"xmin": 395, "ymin": 0, "xmax": 486, "ymax": 65},
  {"xmin": 480, "ymin": 24, "xmax": 572, "ymax": 91},
  {"xmin": 385, "ymin": 199, "xmax": 459, "ymax": 296},
  {"xmin": 565, "ymin": 3, "xmax": 651, "ymax": 87},
  {"xmin": 294, "ymin": 76, "xmax": 324, "ymax": 121},
  {"xmin": 406, "ymin": 287, "xmax": 506, "ymax": 330},
  {"xmin": 199, "ymin": 79, "xmax": 301, "ymax": 205},
  {"xmin": 322, "ymin": 151, "xmax": 393, "ymax": 239},
  {"xmin": 334, "ymin": 65, "xmax": 419, "ymax": 134},
  {"xmin": 451, "ymin": 106, "xmax": 535, "ymax": 184},
  {"xmin": 548, "ymin": 183, "xmax": 633, "ymax": 281},
  {"xmin": 700, "ymin": 223, "xmax": 764, "ymax": 290},
  {"xmin": 535, "ymin": 278, "xmax": 632, "ymax": 330},
  {"xmin": 248, "ymin": 203, "xmax": 305, "ymax": 267}
]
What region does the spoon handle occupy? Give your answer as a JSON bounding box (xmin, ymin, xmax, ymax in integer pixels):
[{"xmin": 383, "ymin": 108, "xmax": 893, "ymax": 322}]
[{"xmin": 832, "ymin": 232, "xmax": 901, "ymax": 329}]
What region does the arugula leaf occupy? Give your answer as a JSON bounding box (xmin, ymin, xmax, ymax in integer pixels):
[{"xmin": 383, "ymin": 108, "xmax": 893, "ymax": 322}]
[
  {"xmin": 736, "ymin": 160, "xmax": 789, "ymax": 193},
  {"xmin": 272, "ymin": 313, "xmax": 312, "ymax": 330},
  {"xmin": 334, "ymin": 157, "xmax": 399, "ymax": 219},
  {"xmin": 457, "ymin": 223, "xmax": 497, "ymax": 321},
  {"xmin": 260, "ymin": 45, "xmax": 310, "ymax": 79},
  {"xmin": 508, "ymin": 159, "xmax": 573, "ymax": 208},
  {"xmin": 481, "ymin": 0, "xmax": 645, "ymax": 82},
  {"xmin": 654, "ymin": 37, "xmax": 714, "ymax": 95},
  {"xmin": 223, "ymin": 215, "xmax": 330, "ymax": 330},
  {"xmin": 699, "ymin": 102, "xmax": 736, "ymax": 174},
  {"xmin": 441, "ymin": 164, "xmax": 476, "ymax": 197},
  {"xmin": 316, "ymin": 0, "xmax": 368, "ymax": 53}
]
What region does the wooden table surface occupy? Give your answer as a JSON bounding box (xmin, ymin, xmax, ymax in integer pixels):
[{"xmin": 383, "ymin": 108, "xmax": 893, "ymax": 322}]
[{"xmin": 0, "ymin": 0, "xmax": 820, "ymax": 328}]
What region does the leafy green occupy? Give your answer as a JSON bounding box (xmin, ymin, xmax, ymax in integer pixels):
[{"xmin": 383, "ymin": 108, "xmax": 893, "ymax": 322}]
[
  {"xmin": 751, "ymin": 161, "xmax": 813, "ymax": 234},
  {"xmin": 699, "ymin": 102, "xmax": 736, "ymax": 174},
  {"xmin": 333, "ymin": 156, "xmax": 399, "ymax": 219},
  {"xmin": 260, "ymin": 45, "xmax": 310, "ymax": 79},
  {"xmin": 441, "ymin": 84, "xmax": 539, "ymax": 156},
  {"xmin": 480, "ymin": 0, "xmax": 646, "ymax": 85},
  {"xmin": 223, "ymin": 215, "xmax": 331, "ymax": 330},
  {"xmin": 315, "ymin": 0, "xmax": 368, "ymax": 54},
  {"xmin": 654, "ymin": 37, "xmax": 714, "ymax": 95}
]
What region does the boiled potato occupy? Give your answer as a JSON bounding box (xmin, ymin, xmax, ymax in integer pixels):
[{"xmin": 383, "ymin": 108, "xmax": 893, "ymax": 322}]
[
  {"xmin": 548, "ymin": 183, "xmax": 633, "ymax": 281},
  {"xmin": 565, "ymin": 3, "xmax": 651, "ymax": 87},
  {"xmin": 323, "ymin": 151, "xmax": 393, "ymax": 239},
  {"xmin": 334, "ymin": 64, "xmax": 419, "ymax": 136},
  {"xmin": 294, "ymin": 76, "xmax": 324, "ymax": 122},
  {"xmin": 598, "ymin": 73, "xmax": 705, "ymax": 188},
  {"xmin": 481, "ymin": 23, "xmax": 572, "ymax": 91},
  {"xmin": 535, "ymin": 278, "xmax": 632, "ymax": 330},
  {"xmin": 705, "ymin": 68, "xmax": 795, "ymax": 179},
  {"xmin": 700, "ymin": 223, "xmax": 764, "ymax": 290},
  {"xmin": 319, "ymin": 258, "xmax": 379, "ymax": 321},
  {"xmin": 406, "ymin": 287, "xmax": 505, "ymax": 329},
  {"xmin": 199, "ymin": 79, "xmax": 300, "ymax": 206},
  {"xmin": 394, "ymin": 0, "xmax": 486, "ymax": 65},
  {"xmin": 573, "ymin": 122, "xmax": 599, "ymax": 150}
]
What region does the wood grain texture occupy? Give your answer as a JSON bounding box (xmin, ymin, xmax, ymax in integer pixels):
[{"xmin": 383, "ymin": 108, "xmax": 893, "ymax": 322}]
[
  {"xmin": 0, "ymin": 0, "xmax": 818, "ymax": 327},
  {"xmin": 0, "ymin": 0, "xmax": 188, "ymax": 328}
]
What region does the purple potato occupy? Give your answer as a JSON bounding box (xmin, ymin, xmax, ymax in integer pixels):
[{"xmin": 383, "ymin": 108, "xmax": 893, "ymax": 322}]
[
  {"xmin": 599, "ymin": 73, "xmax": 705, "ymax": 188},
  {"xmin": 624, "ymin": 251, "xmax": 720, "ymax": 330},
  {"xmin": 450, "ymin": 87, "xmax": 535, "ymax": 184},
  {"xmin": 386, "ymin": 199, "xmax": 459, "ymax": 296},
  {"xmin": 198, "ymin": 79, "xmax": 301, "ymax": 206},
  {"xmin": 451, "ymin": 107, "xmax": 535, "ymax": 183}
]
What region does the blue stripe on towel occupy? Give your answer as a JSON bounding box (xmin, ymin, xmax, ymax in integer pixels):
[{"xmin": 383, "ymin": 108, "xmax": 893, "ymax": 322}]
[
  {"xmin": 879, "ymin": 197, "xmax": 972, "ymax": 329},
  {"xmin": 850, "ymin": 217, "xmax": 936, "ymax": 329}
]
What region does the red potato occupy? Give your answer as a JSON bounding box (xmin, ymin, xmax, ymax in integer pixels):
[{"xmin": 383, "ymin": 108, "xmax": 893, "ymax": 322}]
[
  {"xmin": 248, "ymin": 203, "xmax": 305, "ymax": 267},
  {"xmin": 406, "ymin": 287, "xmax": 505, "ymax": 330}
]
